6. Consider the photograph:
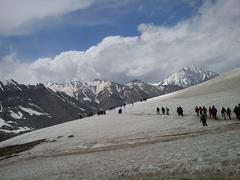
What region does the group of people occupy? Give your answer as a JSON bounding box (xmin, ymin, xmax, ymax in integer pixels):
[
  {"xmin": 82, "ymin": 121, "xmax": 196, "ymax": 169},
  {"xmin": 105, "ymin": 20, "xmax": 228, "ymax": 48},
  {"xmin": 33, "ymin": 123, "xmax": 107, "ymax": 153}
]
[
  {"xmin": 155, "ymin": 106, "xmax": 183, "ymax": 116},
  {"xmin": 195, "ymin": 106, "xmax": 218, "ymax": 119},
  {"xmin": 220, "ymin": 107, "xmax": 232, "ymax": 120},
  {"xmin": 115, "ymin": 102, "xmax": 240, "ymax": 128},
  {"xmin": 195, "ymin": 104, "xmax": 240, "ymax": 127},
  {"xmin": 156, "ymin": 107, "xmax": 169, "ymax": 115},
  {"xmin": 97, "ymin": 110, "xmax": 106, "ymax": 115},
  {"xmin": 195, "ymin": 105, "xmax": 240, "ymax": 120}
]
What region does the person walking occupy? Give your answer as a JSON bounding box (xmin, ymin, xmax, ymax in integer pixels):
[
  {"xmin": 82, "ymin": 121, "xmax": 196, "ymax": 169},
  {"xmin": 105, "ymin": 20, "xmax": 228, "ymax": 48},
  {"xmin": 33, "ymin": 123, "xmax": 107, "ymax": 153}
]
[
  {"xmin": 200, "ymin": 111, "xmax": 208, "ymax": 127},
  {"xmin": 178, "ymin": 106, "xmax": 183, "ymax": 116},
  {"xmin": 237, "ymin": 104, "xmax": 240, "ymax": 120},
  {"xmin": 212, "ymin": 106, "xmax": 218, "ymax": 120},
  {"xmin": 199, "ymin": 106, "xmax": 203, "ymax": 116},
  {"xmin": 118, "ymin": 108, "xmax": 122, "ymax": 114},
  {"xmin": 221, "ymin": 107, "xmax": 226, "ymax": 120},
  {"xmin": 233, "ymin": 106, "xmax": 238, "ymax": 119},
  {"xmin": 177, "ymin": 107, "xmax": 180, "ymax": 116},
  {"xmin": 166, "ymin": 107, "xmax": 169, "ymax": 115},
  {"xmin": 195, "ymin": 106, "xmax": 199, "ymax": 117},
  {"xmin": 203, "ymin": 106, "xmax": 207, "ymax": 116},
  {"xmin": 208, "ymin": 106, "xmax": 212, "ymax": 119},
  {"xmin": 161, "ymin": 107, "xmax": 165, "ymax": 115},
  {"xmin": 226, "ymin": 107, "xmax": 231, "ymax": 120}
]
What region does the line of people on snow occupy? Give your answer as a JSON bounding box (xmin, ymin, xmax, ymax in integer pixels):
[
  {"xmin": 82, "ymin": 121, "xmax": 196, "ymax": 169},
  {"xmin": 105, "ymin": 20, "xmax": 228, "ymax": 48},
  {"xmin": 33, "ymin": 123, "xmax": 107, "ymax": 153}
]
[
  {"xmin": 97, "ymin": 110, "xmax": 106, "ymax": 115},
  {"xmin": 195, "ymin": 105, "xmax": 240, "ymax": 120},
  {"xmin": 156, "ymin": 106, "xmax": 184, "ymax": 116},
  {"xmin": 195, "ymin": 104, "xmax": 240, "ymax": 127},
  {"xmin": 195, "ymin": 106, "xmax": 217, "ymax": 119},
  {"xmin": 156, "ymin": 107, "xmax": 169, "ymax": 115},
  {"xmin": 115, "ymin": 101, "xmax": 240, "ymax": 128}
]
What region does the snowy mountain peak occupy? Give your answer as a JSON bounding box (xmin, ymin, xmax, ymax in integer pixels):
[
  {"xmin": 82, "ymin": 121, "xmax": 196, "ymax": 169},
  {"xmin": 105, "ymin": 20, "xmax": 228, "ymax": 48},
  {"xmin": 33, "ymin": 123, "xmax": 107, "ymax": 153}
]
[
  {"xmin": 87, "ymin": 80, "xmax": 112, "ymax": 94},
  {"xmin": 182, "ymin": 64, "xmax": 202, "ymax": 72},
  {"xmin": 160, "ymin": 65, "xmax": 219, "ymax": 88}
]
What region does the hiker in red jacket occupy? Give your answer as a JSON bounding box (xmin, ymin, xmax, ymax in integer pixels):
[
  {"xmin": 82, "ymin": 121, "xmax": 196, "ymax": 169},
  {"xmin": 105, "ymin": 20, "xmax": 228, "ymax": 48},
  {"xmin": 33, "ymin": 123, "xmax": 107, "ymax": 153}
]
[{"xmin": 208, "ymin": 106, "xmax": 212, "ymax": 119}]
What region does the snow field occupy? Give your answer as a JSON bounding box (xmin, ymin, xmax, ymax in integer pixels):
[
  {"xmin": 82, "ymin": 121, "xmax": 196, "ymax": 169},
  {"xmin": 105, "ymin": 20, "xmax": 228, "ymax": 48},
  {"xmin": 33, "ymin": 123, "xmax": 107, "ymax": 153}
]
[{"xmin": 0, "ymin": 69, "xmax": 240, "ymax": 179}]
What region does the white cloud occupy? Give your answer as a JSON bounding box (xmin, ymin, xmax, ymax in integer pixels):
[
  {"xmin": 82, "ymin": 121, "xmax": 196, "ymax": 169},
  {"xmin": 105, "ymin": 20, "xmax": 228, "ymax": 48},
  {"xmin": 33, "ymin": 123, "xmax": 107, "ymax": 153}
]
[
  {"xmin": 1, "ymin": 0, "xmax": 240, "ymax": 84},
  {"xmin": 0, "ymin": 0, "xmax": 93, "ymax": 35},
  {"xmin": 0, "ymin": 53, "xmax": 33, "ymax": 83}
]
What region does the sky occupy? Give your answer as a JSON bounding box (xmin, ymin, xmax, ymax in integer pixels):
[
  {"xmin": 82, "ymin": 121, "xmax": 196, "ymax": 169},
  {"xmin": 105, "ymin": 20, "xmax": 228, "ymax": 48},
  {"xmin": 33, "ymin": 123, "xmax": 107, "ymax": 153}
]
[{"xmin": 0, "ymin": 0, "xmax": 240, "ymax": 84}]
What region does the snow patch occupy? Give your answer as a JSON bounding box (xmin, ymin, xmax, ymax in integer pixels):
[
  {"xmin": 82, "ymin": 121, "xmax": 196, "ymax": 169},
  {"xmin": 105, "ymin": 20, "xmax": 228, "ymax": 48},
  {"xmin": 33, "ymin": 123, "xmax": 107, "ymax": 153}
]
[
  {"xmin": 83, "ymin": 97, "xmax": 92, "ymax": 102},
  {"xmin": 0, "ymin": 126, "xmax": 32, "ymax": 134},
  {"xmin": 95, "ymin": 99, "xmax": 100, "ymax": 104},
  {"xmin": 9, "ymin": 110, "xmax": 23, "ymax": 119},
  {"xmin": 0, "ymin": 118, "xmax": 5, "ymax": 128},
  {"xmin": 0, "ymin": 102, "xmax": 3, "ymax": 112},
  {"xmin": 19, "ymin": 106, "xmax": 44, "ymax": 116},
  {"xmin": 28, "ymin": 103, "xmax": 42, "ymax": 110},
  {"xmin": 0, "ymin": 84, "xmax": 4, "ymax": 91},
  {"xmin": 116, "ymin": 84, "xmax": 122, "ymax": 93}
]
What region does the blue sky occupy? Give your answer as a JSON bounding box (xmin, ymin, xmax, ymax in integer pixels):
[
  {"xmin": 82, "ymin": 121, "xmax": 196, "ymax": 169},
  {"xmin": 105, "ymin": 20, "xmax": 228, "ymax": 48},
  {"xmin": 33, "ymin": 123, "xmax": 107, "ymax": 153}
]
[
  {"xmin": 0, "ymin": 0, "xmax": 202, "ymax": 61},
  {"xmin": 0, "ymin": 0, "xmax": 240, "ymax": 84}
]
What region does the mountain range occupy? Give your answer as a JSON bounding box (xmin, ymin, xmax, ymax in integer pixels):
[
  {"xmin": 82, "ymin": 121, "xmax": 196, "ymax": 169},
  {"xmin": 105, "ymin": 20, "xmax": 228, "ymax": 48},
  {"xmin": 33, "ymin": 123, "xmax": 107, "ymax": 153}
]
[{"xmin": 0, "ymin": 65, "xmax": 219, "ymax": 141}]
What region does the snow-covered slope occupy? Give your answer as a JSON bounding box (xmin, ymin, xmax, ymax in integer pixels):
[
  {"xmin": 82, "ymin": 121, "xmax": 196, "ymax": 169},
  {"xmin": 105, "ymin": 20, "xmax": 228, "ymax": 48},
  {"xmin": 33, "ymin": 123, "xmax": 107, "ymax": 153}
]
[
  {"xmin": 0, "ymin": 69, "xmax": 240, "ymax": 179},
  {"xmin": 159, "ymin": 65, "xmax": 219, "ymax": 88}
]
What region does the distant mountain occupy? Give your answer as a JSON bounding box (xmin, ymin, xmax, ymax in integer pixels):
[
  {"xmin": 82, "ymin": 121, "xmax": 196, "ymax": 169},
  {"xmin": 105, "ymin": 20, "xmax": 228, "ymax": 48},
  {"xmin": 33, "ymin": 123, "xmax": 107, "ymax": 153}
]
[
  {"xmin": 47, "ymin": 79, "xmax": 165, "ymax": 110},
  {"xmin": 0, "ymin": 80, "xmax": 97, "ymax": 141},
  {"xmin": 47, "ymin": 65, "xmax": 219, "ymax": 111},
  {"xmin": 159, "ymin": 65, "xmax": 219, "ymax": 88}
]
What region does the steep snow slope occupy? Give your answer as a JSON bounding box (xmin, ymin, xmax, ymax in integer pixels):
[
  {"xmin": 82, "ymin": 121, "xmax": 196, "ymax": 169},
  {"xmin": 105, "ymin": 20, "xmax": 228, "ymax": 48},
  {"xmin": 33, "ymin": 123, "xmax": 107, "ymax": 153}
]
[{"xmin": 0, "ymin": 69, "xmax": 240, "ymax": 179}]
